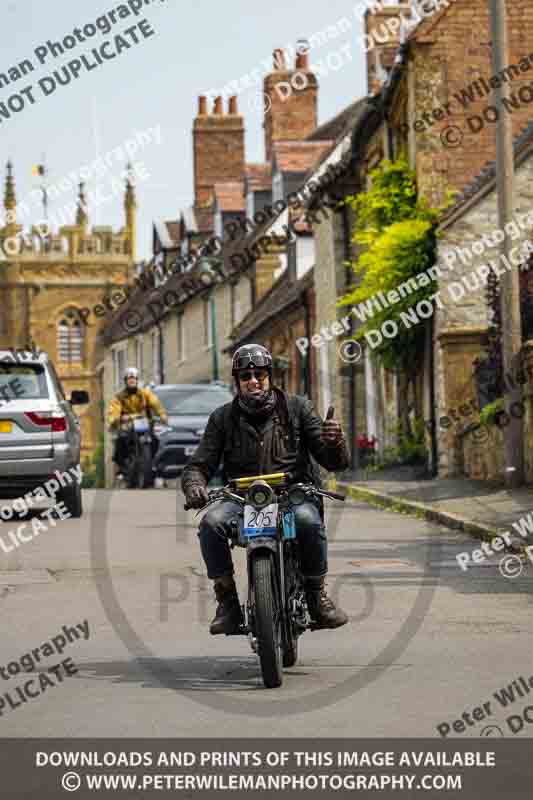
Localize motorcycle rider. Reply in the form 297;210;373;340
107;367;168;479
182;344;350;635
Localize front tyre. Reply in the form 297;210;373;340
252;554;283;689
137;441;154;489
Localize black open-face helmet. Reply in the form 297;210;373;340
231;344;273;377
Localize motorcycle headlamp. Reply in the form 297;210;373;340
246;481;274;509
288;486;307;506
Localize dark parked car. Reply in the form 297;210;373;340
151;383;234;480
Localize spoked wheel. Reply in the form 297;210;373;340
252;554;283;689
137;441;154;489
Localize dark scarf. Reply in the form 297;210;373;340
238;388;277;419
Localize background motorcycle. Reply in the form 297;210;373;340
186;471;345;689
118;414;157;489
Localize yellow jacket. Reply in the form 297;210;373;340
107;387;168;429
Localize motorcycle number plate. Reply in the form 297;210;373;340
243;503;278;537
133;418;150;433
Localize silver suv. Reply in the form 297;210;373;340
0;349;89;517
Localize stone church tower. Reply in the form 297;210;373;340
0;161;136;463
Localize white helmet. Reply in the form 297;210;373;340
124;367;139;381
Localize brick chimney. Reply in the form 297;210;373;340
193;95;245;208
263;44;318;161
364;2;412;95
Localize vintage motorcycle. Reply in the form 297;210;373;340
186;471;345;688
118;413;156;489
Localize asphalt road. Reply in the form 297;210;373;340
1;487;532;738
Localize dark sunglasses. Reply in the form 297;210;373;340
239;369;269;382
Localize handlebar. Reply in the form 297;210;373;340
184;474;345;511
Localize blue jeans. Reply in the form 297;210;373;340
198;499;328;580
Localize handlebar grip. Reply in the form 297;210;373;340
325;490;346;501
325;405;335;421
184;503;192;511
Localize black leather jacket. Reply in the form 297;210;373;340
181;388;349;491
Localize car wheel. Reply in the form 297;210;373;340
58;472;83;518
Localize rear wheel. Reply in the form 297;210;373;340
252;554;283;689
58;472;83;518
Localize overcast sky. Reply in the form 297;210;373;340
1;0;369;259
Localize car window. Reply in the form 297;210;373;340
155;388;233;415
47;362;66;401
0;364;49;400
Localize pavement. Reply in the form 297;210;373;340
1;486;533;738
336;466;533;544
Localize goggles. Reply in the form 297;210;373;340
233;353;271;372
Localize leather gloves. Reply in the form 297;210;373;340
185;482;209;509
320;406;345;447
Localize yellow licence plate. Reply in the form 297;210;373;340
0;421;12;433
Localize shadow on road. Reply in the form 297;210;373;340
77;656;312;692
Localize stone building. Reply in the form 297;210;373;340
433;123;533;479
0;162;136;463
309;0;533;473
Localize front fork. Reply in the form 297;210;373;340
245;536;286;653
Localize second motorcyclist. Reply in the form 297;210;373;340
107;367;168;479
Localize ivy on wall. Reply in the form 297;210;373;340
338;158;442;371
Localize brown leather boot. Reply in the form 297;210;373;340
210;576;243;635
305;576;348;629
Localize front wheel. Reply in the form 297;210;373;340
252;554;283;689
137;441;154;489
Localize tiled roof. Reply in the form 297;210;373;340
440;120;533;227
245;163;272;191
165;221;181;245
230;267;314;347
272;141;333;173
306;97;367;143
213;181;245;212
153;219;180;250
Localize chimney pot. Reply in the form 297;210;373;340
214;96;224;114
273;48;287;70
228;96;238;114
295;52;309;70
198;95;207;115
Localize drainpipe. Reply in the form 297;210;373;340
342;204;358;472
303;288;312;399
157;322;165;384
428;315;438;477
